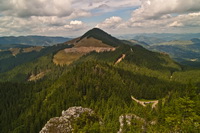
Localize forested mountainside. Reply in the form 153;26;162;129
0;28;199;133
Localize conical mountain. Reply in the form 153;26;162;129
64;28;123;47
79;28;123;47
0;28;181;82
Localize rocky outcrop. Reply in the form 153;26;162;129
40;106;95;133
118;114;156;133
118;114;145;133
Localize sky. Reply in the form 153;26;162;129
0;0;200;37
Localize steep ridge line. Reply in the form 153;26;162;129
131;96;158;108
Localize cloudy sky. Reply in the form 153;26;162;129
0;0;200;37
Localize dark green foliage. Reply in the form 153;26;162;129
0;44;71;73
1;60;199;133
0;54;66;82
158;86;200;133
0;51;12;60
73;112;100;133
124;45;181;71
79;44;181;72
0;44;31;50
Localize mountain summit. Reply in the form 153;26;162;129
64;28;123;47
54;28;118;65
80;28;122;47
53;28;182;70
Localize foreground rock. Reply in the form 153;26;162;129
40;106;97;133
118;114;156;133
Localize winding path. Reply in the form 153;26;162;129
131;96;158;109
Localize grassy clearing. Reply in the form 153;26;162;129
9;48;21;56
53;50;83;66
23;46;43;53
75;37;111;47
28;71;48;81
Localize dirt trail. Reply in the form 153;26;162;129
152;100;158;108
115;54;126;65
131;96;158;109
131;96;146;107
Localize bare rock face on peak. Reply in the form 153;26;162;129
40;106;99;133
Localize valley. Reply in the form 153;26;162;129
127;35;200;67
0;28;199;133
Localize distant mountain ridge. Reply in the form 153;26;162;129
133;36;166;45
144;38;200;67
0;36;71;47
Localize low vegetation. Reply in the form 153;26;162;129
22;46;43;53
53;37;116;66
53;50;84;65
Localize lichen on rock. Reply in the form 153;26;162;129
40;106;99;133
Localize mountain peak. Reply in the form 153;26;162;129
82;28;108;37
79;28;123;47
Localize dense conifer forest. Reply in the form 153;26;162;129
0;28;199;133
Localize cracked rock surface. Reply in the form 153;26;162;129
40;106;94;133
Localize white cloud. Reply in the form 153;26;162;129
126;0;200;33
64;20;85;30
70;20;83;25
176;12;200;27
168;21;184;27
0;0;200;36
72;0;140;10
0;16;86;36
131;0;200;22
96;16;123;29
188;12;200;17
0;0;73;17
66;9;91;20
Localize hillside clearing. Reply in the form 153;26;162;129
53;50;84;66
53;46;115;66
28;70;50;81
